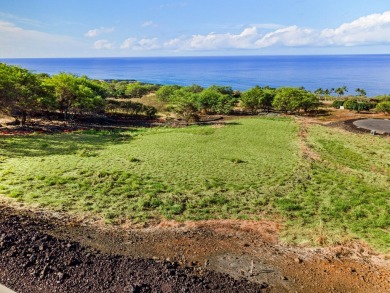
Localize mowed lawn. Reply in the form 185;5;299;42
0;117;389;252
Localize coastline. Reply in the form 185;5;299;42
1;55;390;96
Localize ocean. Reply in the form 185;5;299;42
2;55;390;96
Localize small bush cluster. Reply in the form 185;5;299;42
106;100;157;118
156;84;239;123
343;99;374;112
332;98;376;113
331;100;345;108
375;101;390;114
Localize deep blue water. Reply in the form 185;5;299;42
2;55;390;96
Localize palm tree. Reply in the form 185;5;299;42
335;86;348;97
355;88;367;97
314;88;324;100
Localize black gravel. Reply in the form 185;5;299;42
0;207;265;293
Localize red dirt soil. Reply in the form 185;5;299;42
0;204;389;293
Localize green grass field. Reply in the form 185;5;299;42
0;117;389;252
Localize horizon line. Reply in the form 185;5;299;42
2;53;390;60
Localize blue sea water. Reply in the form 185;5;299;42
2;55;390;96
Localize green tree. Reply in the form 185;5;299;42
258;88;275;112
323;89;330;96
299;91;321;112
44;73;79;119
241;86;274;113
343;99;372;113
44;73;107;119
125;82;149;99
208;85;234;96
332;100;345;109
0;63;49;125
241;86;263;114
273;88;298;113
314;88;325;100
113;81;129;97
375;101;390;114
156;85;181;102
355;88;367;97
376;95;390;102
0;64;16;111
74;77;107;114
335;86;348;97
197;87;237;114
184;84;204;93
273;87;319;113
197;88;221;114
168;88;199;124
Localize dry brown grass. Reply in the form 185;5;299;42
130;93;167;113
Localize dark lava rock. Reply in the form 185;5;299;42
0;206;262;292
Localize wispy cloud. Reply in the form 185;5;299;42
142;21;158;28
5;10;387;57
93;39;114;49
138;38;160;50
0;12;43;27
120;38;137;49
320;11;390;46
0;20;83;57
162;10;390;51
163;26;261;51
120;37;160;50
256;11;390;48
255;26;317;48
85;27;115;38
114;11;390;53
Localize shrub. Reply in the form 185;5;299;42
375;101;390;114
332;100;345;108
198;87;237;114
344;99;373;112
106;100;157;118
125;82;152;99
273;87;319;113
375;95;390;102
156;85;181;102
241;86;275;113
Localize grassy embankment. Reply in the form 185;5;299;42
0;117;389;252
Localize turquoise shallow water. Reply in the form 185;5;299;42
2;55;390;96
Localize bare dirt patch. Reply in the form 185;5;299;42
0;205;262;293
295;106;390;138
0;205;389;292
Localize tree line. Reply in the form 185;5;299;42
155;84;322;123
331;95;390;114
0;63;158;125
1;63;389;125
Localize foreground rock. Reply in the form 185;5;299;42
0;204;389;292
0;212;263;292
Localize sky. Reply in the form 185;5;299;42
0;0;390;58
